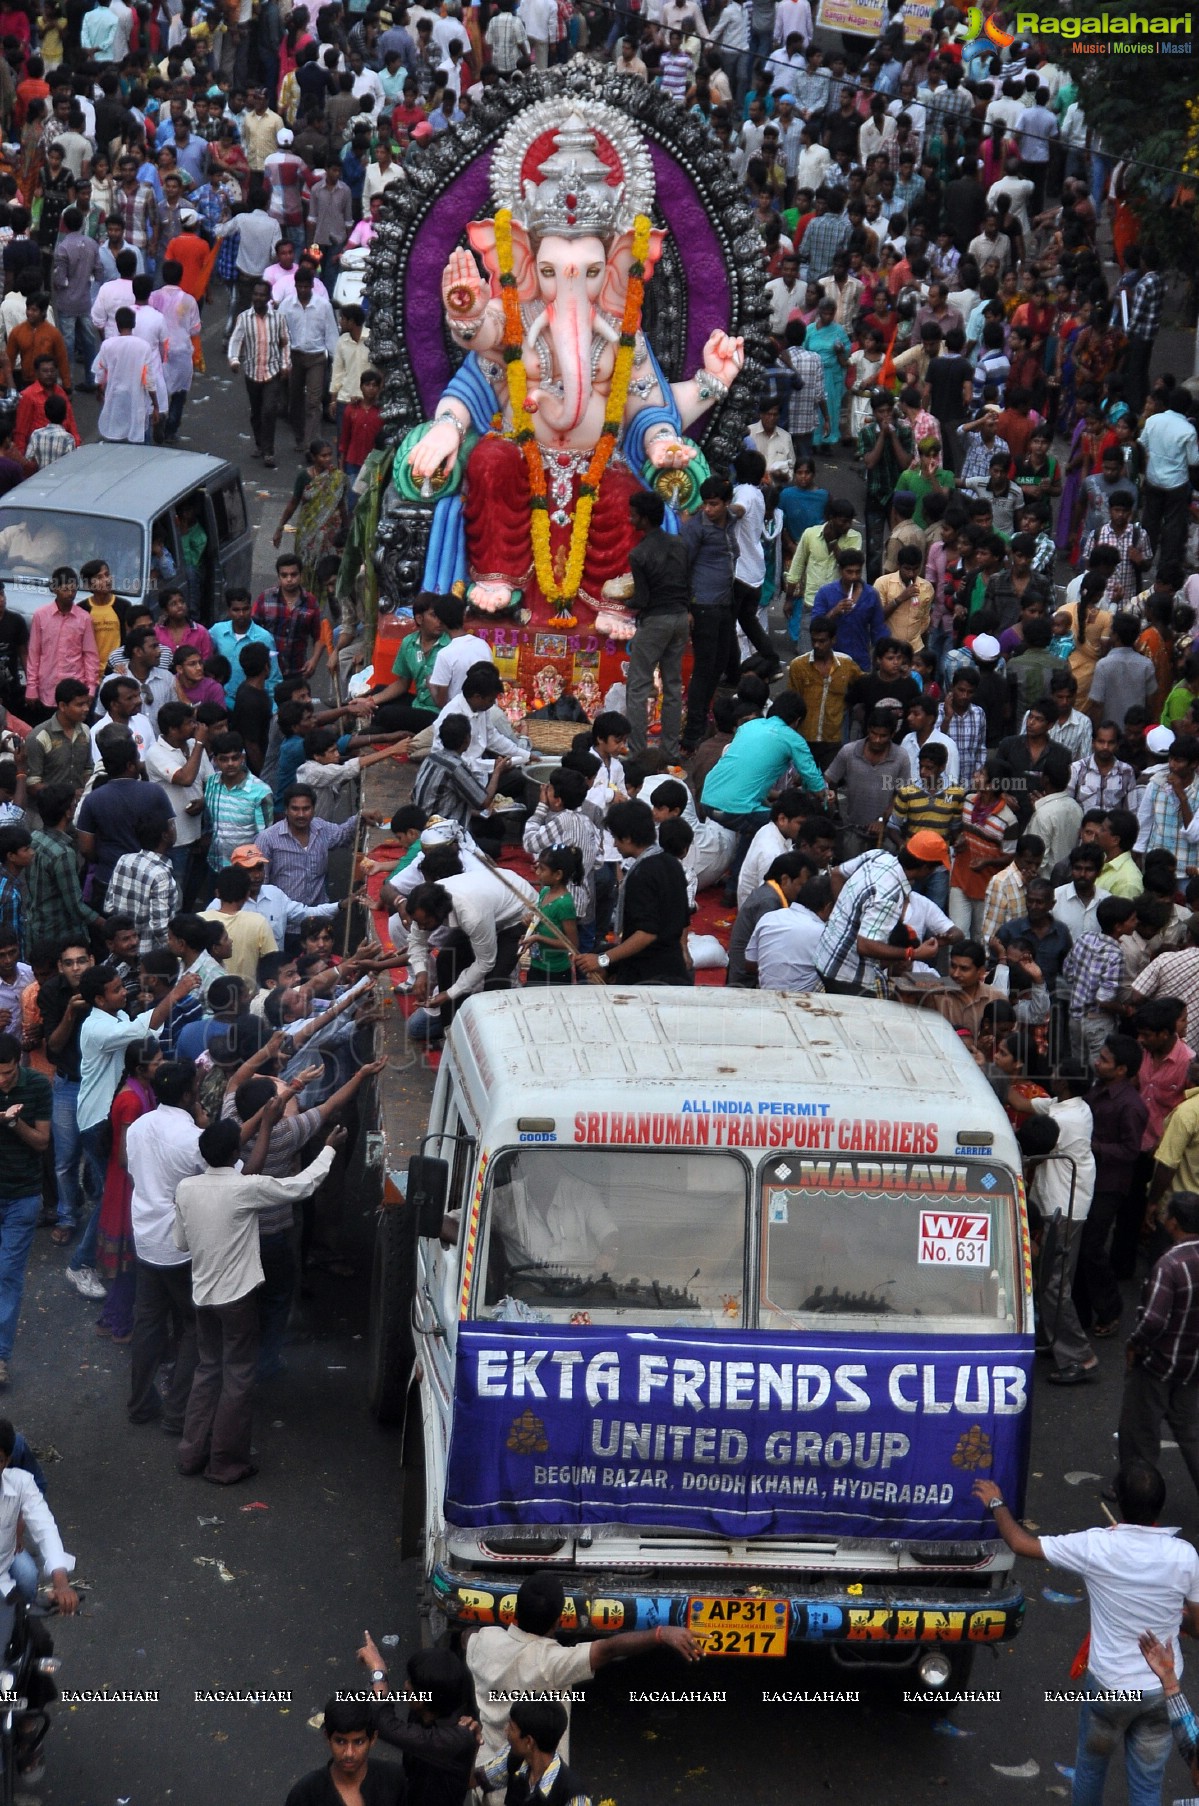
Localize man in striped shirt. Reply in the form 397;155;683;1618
937;669;988;788
228;280;290;468
815;833;950;993
204;734;272;872
1136;735;1199;864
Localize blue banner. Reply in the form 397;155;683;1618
445;1326;1034;1540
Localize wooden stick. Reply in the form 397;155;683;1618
476;849;606;987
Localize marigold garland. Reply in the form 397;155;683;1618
493;207;651;617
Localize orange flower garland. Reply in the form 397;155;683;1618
494;207;651;619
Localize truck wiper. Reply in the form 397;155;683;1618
800;1285;896;1314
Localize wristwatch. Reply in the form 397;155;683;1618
987;1496;1006;1514
597;953;611;971
371;1668;388;1686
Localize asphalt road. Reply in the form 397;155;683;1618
12;285;1198;1806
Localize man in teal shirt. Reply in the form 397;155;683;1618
700;693;827;822
210;589;282;705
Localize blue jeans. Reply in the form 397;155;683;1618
57;311;97;382
68;1123;109;1273
51;1077;83;1231
1071;1673;1171;1806
0;1194;41;1359
5;1551;38;1601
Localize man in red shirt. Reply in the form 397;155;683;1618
13;354;81;456
337;369;382;487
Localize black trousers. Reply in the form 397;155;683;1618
726;579;777;680
435;924;523;1022
1142;481;1191;571
128;1258;199;1432
244;374;284;456
370;699;437;735
1124;336;1154;416
1073;1191;1123;1330
683;606;734;751
1111;1150;1155;1281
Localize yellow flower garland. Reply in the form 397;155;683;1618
494;207;651;617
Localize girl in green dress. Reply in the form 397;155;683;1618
524;847;581;985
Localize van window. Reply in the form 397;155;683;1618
477;1148;747;1327
759;1154;1019;1331
210;479;246;545
0;512;144;595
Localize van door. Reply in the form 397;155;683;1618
205;471;252;612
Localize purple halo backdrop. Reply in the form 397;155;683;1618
403;141;734;419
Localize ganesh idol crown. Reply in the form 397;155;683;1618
366;63;769;684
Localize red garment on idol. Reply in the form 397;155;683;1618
463;435;641;607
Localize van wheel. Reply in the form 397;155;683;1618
368;1205;414;1425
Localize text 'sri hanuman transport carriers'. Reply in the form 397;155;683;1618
371;989;1034;1687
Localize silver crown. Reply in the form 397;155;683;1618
490;95;655;244
521;115;624;241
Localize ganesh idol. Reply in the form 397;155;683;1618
400;100;745;623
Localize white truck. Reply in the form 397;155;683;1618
369;988;1033;1688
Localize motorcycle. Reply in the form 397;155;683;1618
0;1595;64;1802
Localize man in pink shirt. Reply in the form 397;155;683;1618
25;567;99;718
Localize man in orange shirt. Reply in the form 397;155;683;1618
6;296;70;391
12;53;49;130
164;209;216;303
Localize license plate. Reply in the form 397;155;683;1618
686;1596;789;1656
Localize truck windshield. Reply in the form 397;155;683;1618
759;1152;1019;1332
477;1148;748;1326
0;512;145;595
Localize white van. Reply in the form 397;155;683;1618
372;989;1033;1687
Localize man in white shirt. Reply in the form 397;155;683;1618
900;695;960;783
431;668;530;784
746;400;794;481
737;789;806;907
460;1572;698;1768
744;874;830;988
985;79;1025;132
732;453;776;674
145;703;213;900
90;673;155;764
772;0;812;46
0;1428;79;1643
976;1459;1199;1806
428;596;494;706
1053;848;1110;940
764;256;804;340
405;853;536;1039
126;1058;205;1433
1017;1079;1097;1385
987;157;1036;239
517;0;556;67
174;1099;340;1483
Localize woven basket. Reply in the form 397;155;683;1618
519;719;583;754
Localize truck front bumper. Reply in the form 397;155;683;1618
430;1561;1025;1653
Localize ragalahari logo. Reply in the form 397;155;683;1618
965;5;1018;45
